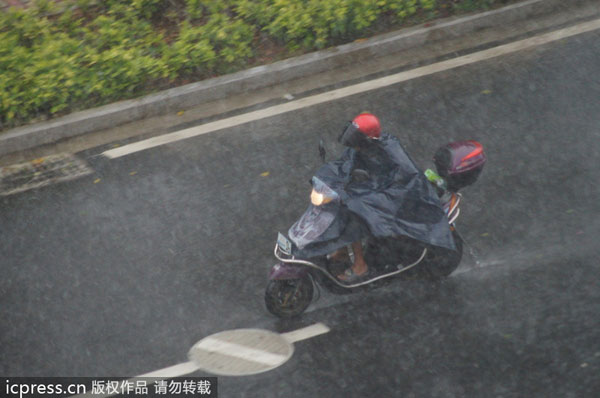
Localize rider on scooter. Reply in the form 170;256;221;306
317;112;456;284
334;112;390;282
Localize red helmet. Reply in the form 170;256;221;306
353;113;381;139
339;113;381;147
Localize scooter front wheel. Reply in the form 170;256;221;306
265;276;314;318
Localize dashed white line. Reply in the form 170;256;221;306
70;323;330;397
135;361;200;378
71;363;201;398
194;336;289;366
102;18;600;159
281;322;330;343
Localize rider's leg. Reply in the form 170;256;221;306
337;241;369;280
328;247;349;262
350;241;368;275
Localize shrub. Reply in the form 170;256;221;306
2;0;521;130
0;3;172;128
234;0;437;50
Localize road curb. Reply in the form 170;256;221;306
0;0;591;157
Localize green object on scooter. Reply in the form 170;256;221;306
425;169;447;190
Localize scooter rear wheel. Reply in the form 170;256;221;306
421;230;463;279
265;276;314;318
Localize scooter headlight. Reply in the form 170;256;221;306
310;177;339;206
310;190;333;206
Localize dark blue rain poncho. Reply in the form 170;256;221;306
315;133;456;251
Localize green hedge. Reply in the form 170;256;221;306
236;0;435;50
0;0;508;129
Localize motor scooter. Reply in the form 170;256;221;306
265;140;486;318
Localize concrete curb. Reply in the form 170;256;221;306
0;0;591;157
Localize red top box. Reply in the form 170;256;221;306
434;140;486;191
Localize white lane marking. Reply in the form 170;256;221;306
70;323;330;397
72;362;200;398
194;336;289;366
102;18;600;159
281;322;330;343
135;361;199;378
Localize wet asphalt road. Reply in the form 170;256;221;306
1;23;600;398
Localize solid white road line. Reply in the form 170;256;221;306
102;18;600;159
